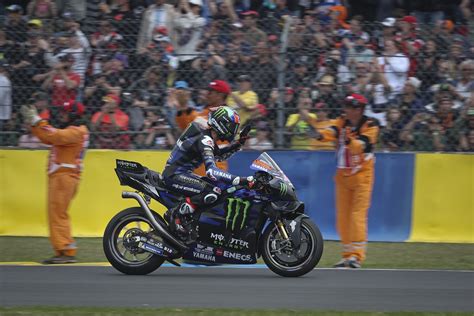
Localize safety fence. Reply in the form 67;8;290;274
1;149;472;243
0;11;473;152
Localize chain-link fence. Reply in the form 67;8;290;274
0;3;473;152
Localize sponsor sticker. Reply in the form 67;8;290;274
201;135;214;148
193;251;216;262
223;250;251;262
226;198;251;231
229;237;249;249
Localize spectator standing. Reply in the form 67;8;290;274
126;65;167;131
454;60;474;101
0;60;12;130
241;10;267;46
10;30;49;105
139;110;176;149
55;0;86;21
41;53;81;107
190;53;227;87
136;0;175;51
400;111;446;152
227;74;259;126
346;35;375;72
377;40;410;98
91;94;130;149
4;5;28;43
394;76;424;124
42;28;90;87
309;102;336;151
458;104;474;152
311;75;340;119
247;41;277;103
103;0;144;50
20;100;89;264
285;96;318;150
26;0;57;22
244;120;274;151
168;81;198;132
318;49;351;85
380;106;405;152
0;30;16;65
306;94;379;268
374;17;396;54
171;0;206;67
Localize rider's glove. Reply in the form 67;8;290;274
240;176;256;189
21;105;42;126
238;125;251;146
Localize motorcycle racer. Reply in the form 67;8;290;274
162;106;254;237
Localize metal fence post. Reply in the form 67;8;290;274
276;16;292;148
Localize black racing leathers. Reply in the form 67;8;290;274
162;122;241;205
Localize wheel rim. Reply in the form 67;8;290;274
109;214;157;266
265;222;316;272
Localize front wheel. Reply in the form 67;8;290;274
103;207;166;275
262;218;323;277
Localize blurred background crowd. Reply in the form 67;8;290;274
0;0;473;152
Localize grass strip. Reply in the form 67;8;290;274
0;237;473;270
0;307;472;316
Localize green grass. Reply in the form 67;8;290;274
0;237;473;270
0;308;471;316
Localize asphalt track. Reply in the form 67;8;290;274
1;265;473;312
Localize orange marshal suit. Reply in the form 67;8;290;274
32;121;89;257
310;115;379;262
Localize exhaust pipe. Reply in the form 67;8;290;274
122;191;188;251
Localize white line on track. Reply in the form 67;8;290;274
1;262;473;272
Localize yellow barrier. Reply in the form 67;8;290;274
0;149;170;237
409;154;474;243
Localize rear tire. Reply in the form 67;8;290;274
262;218;323;277
103;207;166;275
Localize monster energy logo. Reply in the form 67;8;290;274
226;198;251;231
279;183;288;196
214;107;227;119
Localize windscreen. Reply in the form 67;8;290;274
250;152;294;188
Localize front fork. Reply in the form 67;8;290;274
276;219;290;240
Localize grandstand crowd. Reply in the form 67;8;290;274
0;0;473;152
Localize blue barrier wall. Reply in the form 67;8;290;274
228;151;415;242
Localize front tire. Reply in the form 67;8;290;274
103;207;166;275
262;218;323;277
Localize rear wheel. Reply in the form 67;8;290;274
262;218;323;277
103;207;166;275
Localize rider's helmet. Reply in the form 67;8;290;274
208;106;240;142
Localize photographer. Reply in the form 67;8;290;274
41;53;80;107
400;112;445;151
136;110;176;149
126;65;167;131
317;49;351;84
91;94;130;149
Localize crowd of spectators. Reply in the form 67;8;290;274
0;0;473;152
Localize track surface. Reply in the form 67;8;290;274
1;266;473;311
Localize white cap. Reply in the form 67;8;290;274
381;17;396;27
189;0;203;6
406;77;421;89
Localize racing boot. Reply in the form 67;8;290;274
165;197;196;237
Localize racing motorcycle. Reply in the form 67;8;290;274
103;152;323;277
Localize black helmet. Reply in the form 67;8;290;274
208;106;241;141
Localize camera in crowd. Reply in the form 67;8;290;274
324;57;339;71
